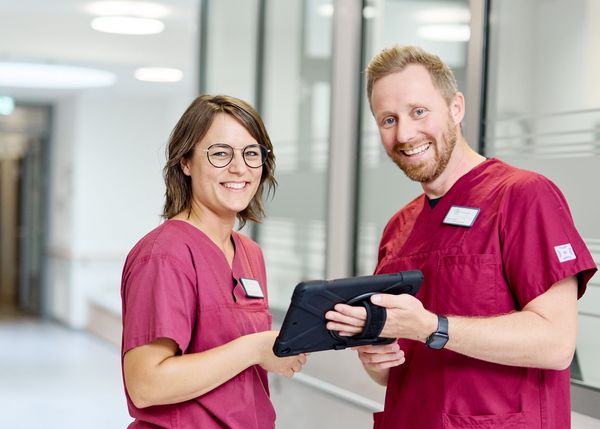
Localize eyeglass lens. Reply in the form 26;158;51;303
207;144;268;168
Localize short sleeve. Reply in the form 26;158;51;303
122;254;197;355
499;176;596;307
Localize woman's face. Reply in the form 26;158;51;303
181;113;263;220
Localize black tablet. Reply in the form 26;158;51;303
273;270;423;357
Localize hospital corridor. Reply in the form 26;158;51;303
1;0;600;427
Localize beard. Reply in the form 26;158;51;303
387;117;457;183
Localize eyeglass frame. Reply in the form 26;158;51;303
199;143;271;169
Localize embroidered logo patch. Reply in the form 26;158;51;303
554;244;576;263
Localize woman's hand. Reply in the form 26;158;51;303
255;331;308;377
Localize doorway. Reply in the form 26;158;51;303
0;104;50;317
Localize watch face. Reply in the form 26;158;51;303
426;333;449;349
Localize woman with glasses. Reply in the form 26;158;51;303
120;95;307;428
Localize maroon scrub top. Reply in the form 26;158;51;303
121;220;274;428
373;159;596;429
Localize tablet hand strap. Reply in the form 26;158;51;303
356;301;387;339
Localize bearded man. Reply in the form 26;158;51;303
326;45;596;429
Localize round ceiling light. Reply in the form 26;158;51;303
416;8;470;24
134;67;183;83
91;16;164;35
417;24;471;42
0;62;117;89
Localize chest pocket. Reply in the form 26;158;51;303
436;253;498;316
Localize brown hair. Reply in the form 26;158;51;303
366;45;458;108
162;94;276;228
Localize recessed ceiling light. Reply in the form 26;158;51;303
416;8;471;24
91;16;164;35
0;96;15;115
134;67;183;83
317;4;334;17
0;62;117;89
88;1;169;18
362;6;377;19
417;24;470;42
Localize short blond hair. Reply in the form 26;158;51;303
366;45;458;108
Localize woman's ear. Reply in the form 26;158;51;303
450;92;465;125
180;157;191;176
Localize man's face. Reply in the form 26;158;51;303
370;64;460;183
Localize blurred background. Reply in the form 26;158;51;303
0;0;599;427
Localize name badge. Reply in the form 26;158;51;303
443;205;480;227
239;277;264;299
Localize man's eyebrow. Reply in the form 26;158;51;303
374;110;394;121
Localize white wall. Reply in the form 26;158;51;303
47;91;194;328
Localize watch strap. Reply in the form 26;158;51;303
437;314;448;335
426;315;449;349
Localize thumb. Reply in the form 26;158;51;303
370;293;399;308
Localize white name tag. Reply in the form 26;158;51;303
239;277;264;298
443;206;480;227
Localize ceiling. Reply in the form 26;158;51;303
0;0;200;101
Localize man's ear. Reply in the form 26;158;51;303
450;92;465;125
180;157;191;176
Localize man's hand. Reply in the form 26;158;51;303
326;294;437;342
351;343;405;386
354;343;405;370
369;293;437;341
325;304;367;336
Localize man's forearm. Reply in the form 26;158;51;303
443;277;577;370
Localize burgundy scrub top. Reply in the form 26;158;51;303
121;220;274;428
373;159;596;429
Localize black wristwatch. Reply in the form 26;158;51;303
425;315;449;349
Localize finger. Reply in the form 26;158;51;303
333;304;368;319
353;342;400;353
370;293;399;308
367;357;406;370
325;322;364;334
325;317;365;332
371;293;414;308
359;349;404;364
337;330;360;337
325;311;366;326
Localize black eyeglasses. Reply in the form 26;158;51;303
200;143;270;168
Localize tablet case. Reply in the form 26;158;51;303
273;270;423;356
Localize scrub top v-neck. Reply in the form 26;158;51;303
121;219;274;429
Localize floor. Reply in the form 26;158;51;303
1;316;600;429
0;316;132;428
